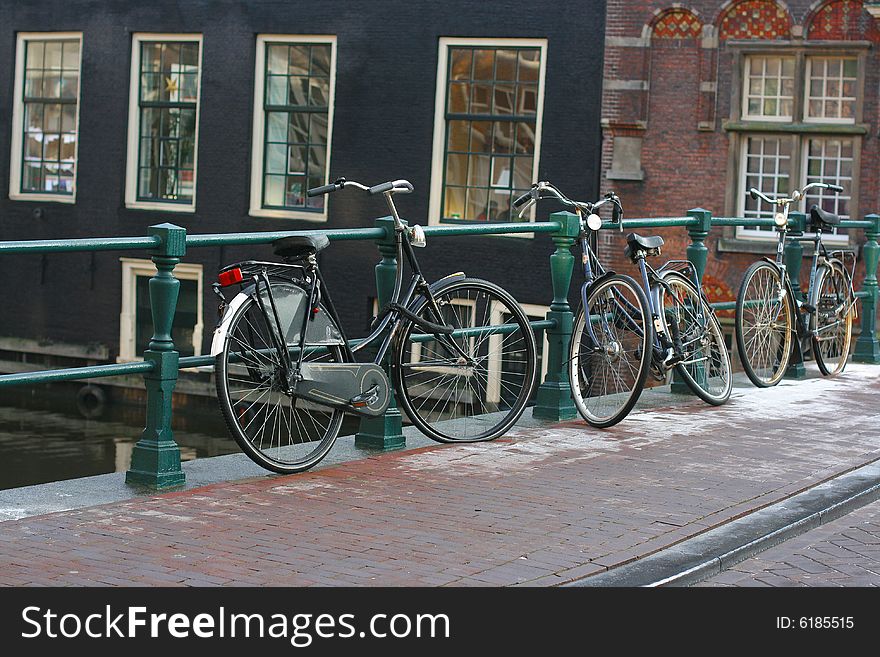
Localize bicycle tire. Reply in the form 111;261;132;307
215;284;345;474
569;274;653;428
811;262;853;376
658;271;732;405
392;277;537;443
734;260;794;387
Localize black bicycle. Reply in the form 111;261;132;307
735;183;855;386
211;177;538;473
514;182;732;427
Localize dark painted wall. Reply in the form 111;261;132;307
0;0;606;356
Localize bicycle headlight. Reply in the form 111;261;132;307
586;213;603;231
774;212;787;227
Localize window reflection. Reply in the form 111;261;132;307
442;46;541;222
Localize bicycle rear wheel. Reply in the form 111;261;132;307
215;284;345;474
392;277;537;443
734;260;794;387
569;274;652;428
811;262;853;376
659;271;732;405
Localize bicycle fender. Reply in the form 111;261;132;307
428;271;467;294
403;272;468;315
210;291;250;357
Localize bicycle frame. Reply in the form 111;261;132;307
227;190;470;388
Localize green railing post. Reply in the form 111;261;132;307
532;211;580;421
784;211;807;379
356;216;406;449
684;208;711;284
854;213;880;363
671;208;712;394
126;223;186;489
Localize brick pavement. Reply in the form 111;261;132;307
1;365;879;587
696;498;880;587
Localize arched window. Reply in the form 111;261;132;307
718;0;792;40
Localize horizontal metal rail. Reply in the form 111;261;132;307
1;207;876;488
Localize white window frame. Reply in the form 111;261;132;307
803;56;857;125
427;37;548;232
800;135;854;231
488;301;550;403
124;33;203;213
8;32;83;204
741;55;795;122
249;35;337;221
118;258;204;362
735;135;848;245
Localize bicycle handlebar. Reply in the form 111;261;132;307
513;189;534;209
307;178;414;198
516;181;623;224
749;182;843;206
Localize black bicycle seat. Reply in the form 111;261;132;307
810;204;840;227
624;233;664;262
273;234;330;259
626;232;664;250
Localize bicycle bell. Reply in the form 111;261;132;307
586;213;603;231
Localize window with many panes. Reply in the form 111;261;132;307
9;33;82;202
250;36;336;220
125;34;202;211
429;38;546;225
735;50;862;243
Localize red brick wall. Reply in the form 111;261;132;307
600;0;880;310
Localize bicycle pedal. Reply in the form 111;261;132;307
349;384;380;408
662;348;684;367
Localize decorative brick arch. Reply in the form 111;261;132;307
651;7;703;39
717;0;793;40
806;1;879;40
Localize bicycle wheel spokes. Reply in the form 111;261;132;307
812;264;853;376
570;275;652;428
394;278;537;442
662;273;732;405
217;290;344;473
735;261;793;387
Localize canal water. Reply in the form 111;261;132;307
0;385;240;490
0;384;367;491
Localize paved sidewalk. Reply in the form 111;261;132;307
696;498;880;587
0;365;879;587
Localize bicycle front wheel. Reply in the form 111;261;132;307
392;277;537;443
569;274;652;428
811;262;853;376
734;260;794;387
659;271;732;405
215;285;345;474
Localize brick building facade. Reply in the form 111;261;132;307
600;0;880;310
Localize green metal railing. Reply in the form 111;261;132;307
1;209;877;489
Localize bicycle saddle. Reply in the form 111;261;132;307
810;204;840;227
626;233;665;250
273;234;330;259
624;233;664;261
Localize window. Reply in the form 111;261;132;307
735;51;863;243
429;38;547;226
8;33;82;203
805;57;857;123
742;56;794;120
118;259;204;362
250;35;336;220
491;301;549;405
125;34;202;212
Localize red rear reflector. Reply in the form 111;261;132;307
218;268;244;287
